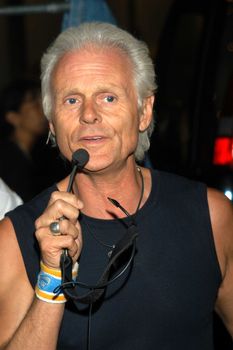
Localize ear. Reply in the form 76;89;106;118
5;111;20;127
139;95;155;132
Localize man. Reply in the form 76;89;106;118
0;178;22;220
0;80;47;201
0;79;68;201
0;22;232;350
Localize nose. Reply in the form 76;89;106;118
79;99;102;124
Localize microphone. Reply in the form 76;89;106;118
72;148;90;168
66;149;89;192
61;149;89;262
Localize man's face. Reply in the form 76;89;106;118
50;46;152;173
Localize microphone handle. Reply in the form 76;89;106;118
62;164;78;258
66;164;78;193
61;149;89;267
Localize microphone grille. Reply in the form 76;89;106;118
72;149;89;169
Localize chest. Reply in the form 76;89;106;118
58;207;221;349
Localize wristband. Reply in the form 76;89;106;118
35;261;79;303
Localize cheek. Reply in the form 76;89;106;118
53;121;70;150
56;125;69;146
118;118;139;151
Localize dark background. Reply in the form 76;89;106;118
0;0;232;347
0;0;232;188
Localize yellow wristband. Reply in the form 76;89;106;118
35;261;79;304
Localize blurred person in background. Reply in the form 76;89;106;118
0;79;47;201
0;79;68;201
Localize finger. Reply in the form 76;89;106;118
36;227;82;268
36;219;82;247
55;235;82;260
35;198;82;229
48;191;83;209
55;219;81;240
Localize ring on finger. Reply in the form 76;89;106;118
49;221;61;236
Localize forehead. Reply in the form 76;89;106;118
52;46;134;89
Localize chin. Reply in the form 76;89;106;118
84;157;115;173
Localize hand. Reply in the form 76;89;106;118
35;191;84;269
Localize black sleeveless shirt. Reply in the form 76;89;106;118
7;170;222;349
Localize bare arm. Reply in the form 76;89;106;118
0;218;64;350
0;191;83;349
208;188;233;337
2;298;64;350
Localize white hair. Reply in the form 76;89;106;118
41;22;157;161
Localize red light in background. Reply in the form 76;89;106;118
213;137;233;165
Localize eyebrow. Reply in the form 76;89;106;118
56;84;125;96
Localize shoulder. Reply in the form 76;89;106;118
0;217;33;300
0;217;25;278
151;169;206;201
207;188;233;229
4;183;57;250
208;189;233;336
152;169;202;187
0;178;23;218
207;188;233;277
7;184;57;223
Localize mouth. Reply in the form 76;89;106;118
79;135;107;144
82;136;103;140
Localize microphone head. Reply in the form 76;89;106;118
72;149;89;169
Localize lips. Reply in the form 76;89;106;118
79;135;108;144
82;136;103;140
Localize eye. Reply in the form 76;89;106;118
66;97;77;105
104;95;116;103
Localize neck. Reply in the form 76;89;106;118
71;164;149;219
